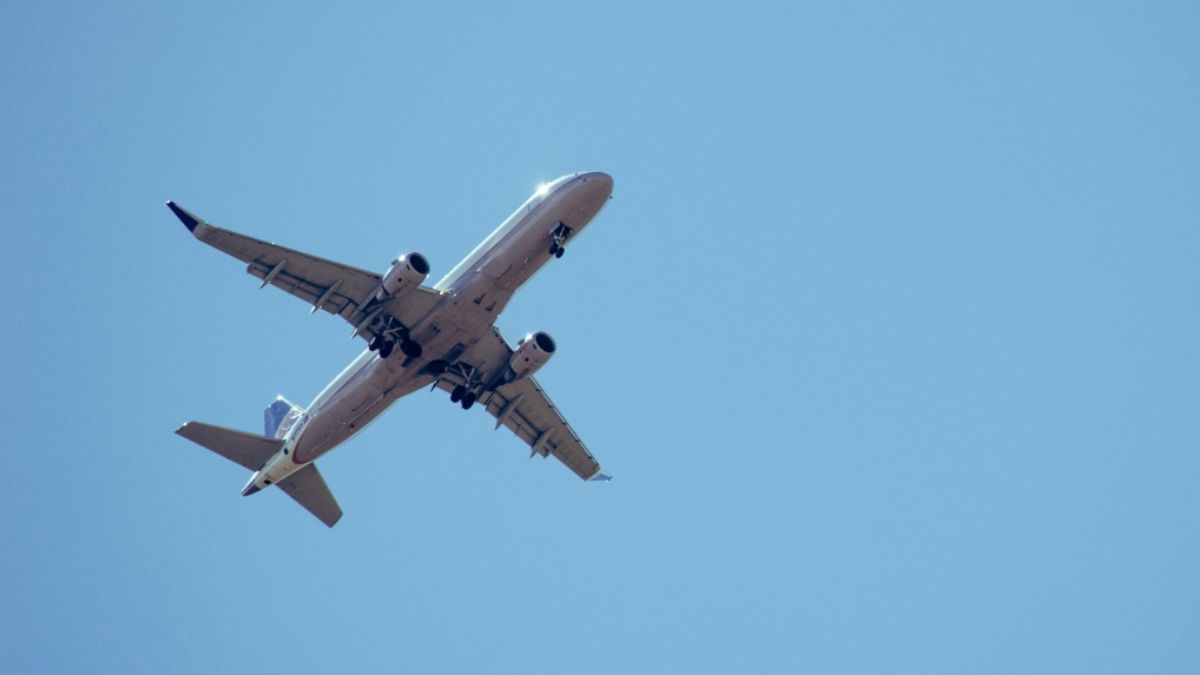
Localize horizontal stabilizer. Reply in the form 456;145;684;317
278;464;342;527
176;421;282;471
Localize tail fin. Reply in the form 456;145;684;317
264;396;305;438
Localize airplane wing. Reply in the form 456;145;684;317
166;201;441;341
435;330;610;481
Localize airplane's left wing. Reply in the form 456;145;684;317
435;329;610;481
167;201;441;339
487;375;609;481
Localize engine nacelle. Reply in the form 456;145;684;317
376;252;430;301
509;331;556;379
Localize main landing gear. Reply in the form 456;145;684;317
441;363;481;410
449;385;477;410
368;334;422;359
548;222;573;259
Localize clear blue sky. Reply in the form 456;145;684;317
2;1;1197;673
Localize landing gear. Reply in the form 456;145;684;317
549;222;572;258
449;386;476;409
368;315;421;360
400;339;422;359
426;359;449;376
443;363;482;410
370;337;419;360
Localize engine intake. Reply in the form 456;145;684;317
376;252;430;301
509;331;556;379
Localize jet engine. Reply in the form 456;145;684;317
509;331;556;379
376;252;430;301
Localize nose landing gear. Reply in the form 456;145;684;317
548;222;573;258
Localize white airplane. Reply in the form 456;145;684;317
168;172;614;527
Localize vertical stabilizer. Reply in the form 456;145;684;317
264;396;304;438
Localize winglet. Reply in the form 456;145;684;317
165;200;202;232
590;472;612;482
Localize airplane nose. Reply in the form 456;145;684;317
575;172;613;207
580;171;613;195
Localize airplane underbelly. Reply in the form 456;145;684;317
293;365;430;463
416;277;511;348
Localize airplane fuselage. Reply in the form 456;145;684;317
243;172;613;494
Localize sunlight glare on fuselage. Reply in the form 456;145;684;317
535;182;551;197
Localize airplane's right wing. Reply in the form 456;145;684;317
166;201;442;344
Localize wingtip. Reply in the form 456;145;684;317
165;200;201;232
590;472;613;482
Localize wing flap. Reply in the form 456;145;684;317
277;463;343;528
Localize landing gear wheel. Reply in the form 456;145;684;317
554;247;565;259
450;385;465;403
400;339;423;358
460;392;477;410
427;359;448;376
369;335;383;351
549;242;559;256
378;341;395;359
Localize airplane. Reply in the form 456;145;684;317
168;171;614;527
